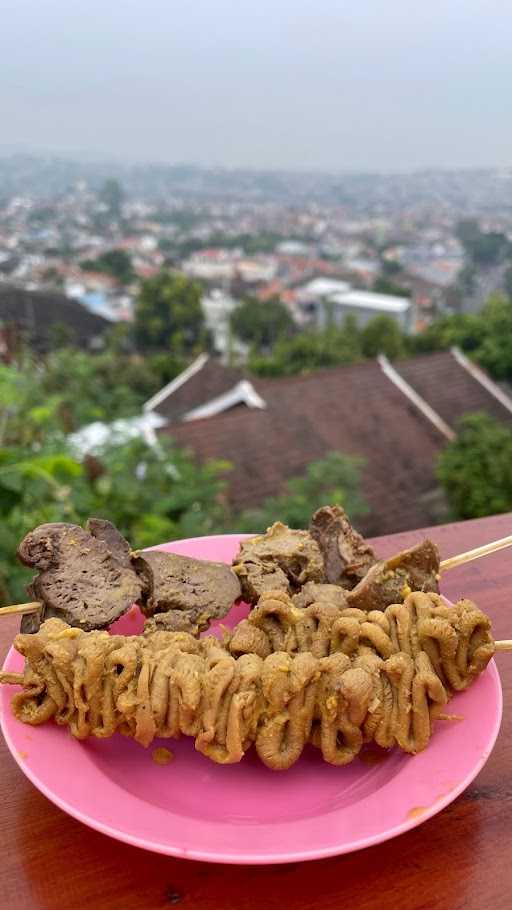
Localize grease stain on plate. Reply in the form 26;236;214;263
152;747;174;766
359;747;389;767
406;806;428;819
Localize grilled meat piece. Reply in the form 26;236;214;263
346;539;440;612
17;520;142;633
134;549;241;630
310;505;376;589
232;522;324;604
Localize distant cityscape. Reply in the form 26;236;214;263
2;154;512;359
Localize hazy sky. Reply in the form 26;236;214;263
1;0;511;171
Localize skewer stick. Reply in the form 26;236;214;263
0;533;510;620
440;534;512;573
0;602;41;618
495;640;512;652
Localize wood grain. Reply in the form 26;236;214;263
1;513;511;910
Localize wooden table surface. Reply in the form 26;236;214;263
1;513;512;910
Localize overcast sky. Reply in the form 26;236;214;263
1;0;510;171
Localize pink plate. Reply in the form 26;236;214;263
0;534;503;865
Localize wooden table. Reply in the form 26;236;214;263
1;513;512;910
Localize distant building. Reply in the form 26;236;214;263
295;278;412;331
182;250;277;286
319;289;412;332
0;284;109;353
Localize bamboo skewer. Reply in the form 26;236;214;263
0;602;41;618
0;535;511;620
440;534;512;573
495;641;512;652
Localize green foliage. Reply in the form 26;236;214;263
0;360;230;603
230;297;294;352
248;325;359;376
437;413;512;520
413;294;512;381
505;266;512;299
237;453;367;532
380;258;402;277
249;314;370;376
361;315;408;359
456;219;509;265
412;312;484;354
133;270;206;353
80;249;134;285
372;277;409;298
455;263;477;296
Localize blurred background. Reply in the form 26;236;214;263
1;1;512;602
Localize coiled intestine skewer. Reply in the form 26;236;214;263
0;593;500;770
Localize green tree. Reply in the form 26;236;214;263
456;219;509;265
472;294;512;380
412;312;484;354
372;277;409;298
249;322;362;376
0;360;230;603
237;453;367;531
133;270;206;353
230;297;294;353
99;178;124;220
361;315;408;359
80;249;134;285
505;266;512;299
437;413;512;520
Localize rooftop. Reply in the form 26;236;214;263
163;349;512;536
330;289;410;313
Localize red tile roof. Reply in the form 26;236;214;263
163;351;512;535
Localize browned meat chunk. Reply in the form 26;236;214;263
310;505;376;588
232;522;324;604
134;550;241;630
346;539;440;612
17;521;143;633
292;581;348;610
144;609;210;636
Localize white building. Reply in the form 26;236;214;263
296;277;412;331
319;289;412;332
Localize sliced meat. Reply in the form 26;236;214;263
310;505;376;588
292;581;348;610
85;518;132;567
346;539;440;612
17;521;142;633
133;550;241;629
232;522;324;604
144;609;210;636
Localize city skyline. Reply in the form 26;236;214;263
1;1;511;172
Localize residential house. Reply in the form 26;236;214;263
0;284;109;354
144;349;512;536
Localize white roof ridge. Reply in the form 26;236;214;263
183;379;266;422
378;354;455;441
450;346;512;417
143;352;209;413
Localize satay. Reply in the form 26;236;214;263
15;519;241;635
232;513;440;608
226;591;492;692
0;593;495;770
